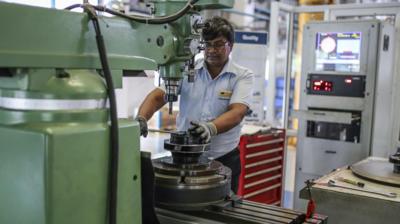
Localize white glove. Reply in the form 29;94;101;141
189;121;217;143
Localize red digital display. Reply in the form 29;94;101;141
312;80;333;92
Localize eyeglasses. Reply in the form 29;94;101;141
204;40;229;50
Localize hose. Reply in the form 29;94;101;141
65;2;199;222
86;7;119;224
65;0;199;24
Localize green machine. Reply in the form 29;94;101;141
0;1;233;224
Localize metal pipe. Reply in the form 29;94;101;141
148;128;176;134
283;11;294;130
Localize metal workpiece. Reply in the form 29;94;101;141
351;157;400;187
165;131;210;163
153;159;231;211
154;157;223;176
164;140;210;153
153;132;231;211
154;158;227;178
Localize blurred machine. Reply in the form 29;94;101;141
293;19;399;209
300;152;400;224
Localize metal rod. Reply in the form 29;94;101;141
148;128;176;134
283;11;294;130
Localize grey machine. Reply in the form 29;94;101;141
294;20;382;209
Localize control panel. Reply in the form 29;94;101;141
294;20;380;210
306;74;366;97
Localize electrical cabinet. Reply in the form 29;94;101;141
294;20;380;209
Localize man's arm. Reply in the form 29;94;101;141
212;103;248;134
189;103;248;142
189;68;253;142
211;68;254;134
137;88;166;120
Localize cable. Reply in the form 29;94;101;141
65;0;199;24
64;1;200;223
85;6;119;224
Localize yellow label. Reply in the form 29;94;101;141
219;90;232;99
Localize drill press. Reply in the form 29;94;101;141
0;1;233;223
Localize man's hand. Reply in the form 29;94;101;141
135;116;148;137
189;121;217;143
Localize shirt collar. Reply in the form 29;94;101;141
195;55;236;79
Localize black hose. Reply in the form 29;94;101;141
86;8;119;224
65;0;199;24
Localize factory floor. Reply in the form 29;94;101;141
140;133;297;209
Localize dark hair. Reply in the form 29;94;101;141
202;16;234;44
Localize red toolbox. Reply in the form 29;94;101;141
237;129;285;206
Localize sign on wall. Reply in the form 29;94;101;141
232;31;268;124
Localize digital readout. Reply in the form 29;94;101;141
312;80;333;92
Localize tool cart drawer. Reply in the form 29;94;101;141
238;129;285;206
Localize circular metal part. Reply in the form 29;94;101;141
164;132;210;164
164;139;210;164
153;158;223;177
169;131;204;145
155;164;231;210
153;131;231;211
153;159;232;211
164;140;209;153
351;157;400;187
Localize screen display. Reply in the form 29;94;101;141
312;80;333;92
315;32;361;73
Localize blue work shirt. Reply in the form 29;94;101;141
161;57;254;159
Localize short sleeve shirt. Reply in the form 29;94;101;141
160;57;254;159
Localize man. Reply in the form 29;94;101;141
136;16;253;193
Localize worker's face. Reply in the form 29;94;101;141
204;37;232;68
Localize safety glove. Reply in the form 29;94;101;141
188;121;217;143
135;115;148;137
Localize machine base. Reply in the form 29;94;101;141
156;199;327;224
